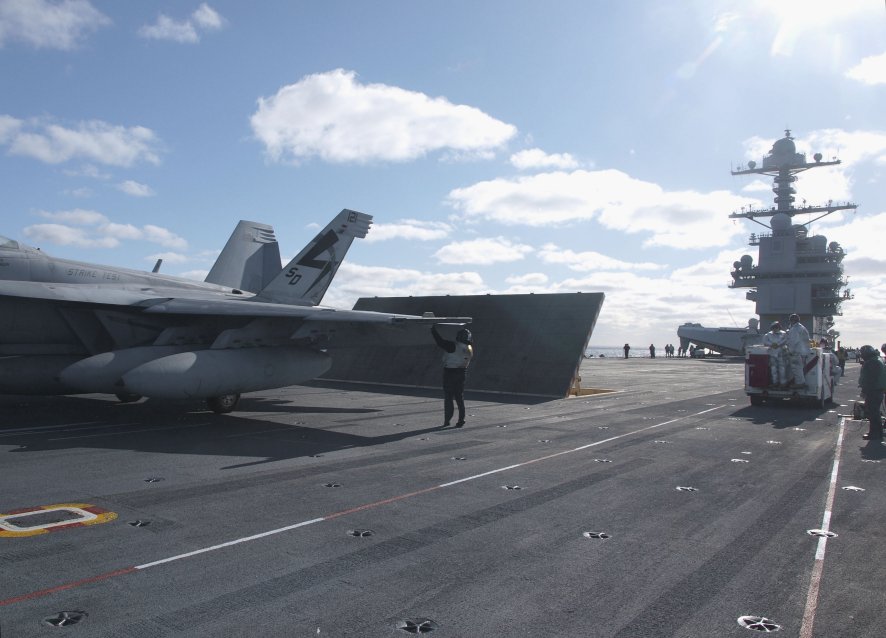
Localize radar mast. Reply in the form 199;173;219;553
728;130;855;343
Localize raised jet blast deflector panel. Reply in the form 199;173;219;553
322;293;604;398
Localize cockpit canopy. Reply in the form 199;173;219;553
0;236;21;250
0;236;40;253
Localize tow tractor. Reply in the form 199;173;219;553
745;345;837;408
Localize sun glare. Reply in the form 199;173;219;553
753;0;875;56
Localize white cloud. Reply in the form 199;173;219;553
321;262;488;309
3;117;161;166
505;273;548;286
500;267;748;346
138;3;225;43
434;237;533;265
24;223;118;248
801;211;886;345
146;251;189;264
63;163;110;179
37;208;107;225
117;180;155;197
502;272;550;294
0;0;110;50
142;224;187;250
100;222;142;241
510;148;579;171
138;15;197;43
538;244;665;272
448;169;755;249
822;211;886;266
192;3;224;30
741;179;770;193
365;219;451;243
0;114;22;142
24;210;187;250
802;129;886;167
846;51;886;86
250;69;517;164
177;269;210;281
669;247;752;287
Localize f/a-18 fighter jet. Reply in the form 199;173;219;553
0;209;469;412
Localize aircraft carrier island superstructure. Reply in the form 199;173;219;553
679;130;856;353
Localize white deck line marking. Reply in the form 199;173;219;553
135;519;326;569
131;404;725;571
437;408;723;487
799;416;846;638
438;464;524;487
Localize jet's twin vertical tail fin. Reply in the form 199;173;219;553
254;209;372;306
205;221;282;293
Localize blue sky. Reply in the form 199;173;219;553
1;0;885;347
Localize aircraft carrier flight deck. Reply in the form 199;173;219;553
1;356;884;637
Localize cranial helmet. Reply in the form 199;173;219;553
859;345;878;360
789;313;800;323
770;321;781;330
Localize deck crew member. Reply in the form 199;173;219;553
785;313;812;388
857;345;884;441
836;347;847;372
431;324;474;428
820;340;842;382
762;321;787;387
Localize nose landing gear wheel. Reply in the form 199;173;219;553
207;393;240;414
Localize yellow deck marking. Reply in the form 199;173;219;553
0;503;116;537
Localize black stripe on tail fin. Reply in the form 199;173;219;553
253;209;372;306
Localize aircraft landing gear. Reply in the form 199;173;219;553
207;393;240;414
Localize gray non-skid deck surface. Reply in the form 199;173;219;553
1;358;884;637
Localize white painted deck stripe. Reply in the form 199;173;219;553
799;416;846;638
136;518;326;569
134;405;725;570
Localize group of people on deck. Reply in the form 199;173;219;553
763;314;885;443
761;313;816;390
622;343;696;359
433;315;885;443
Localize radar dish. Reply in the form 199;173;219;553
771;213;791;231
772;137;797;155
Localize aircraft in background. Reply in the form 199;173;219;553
0;209;468;412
